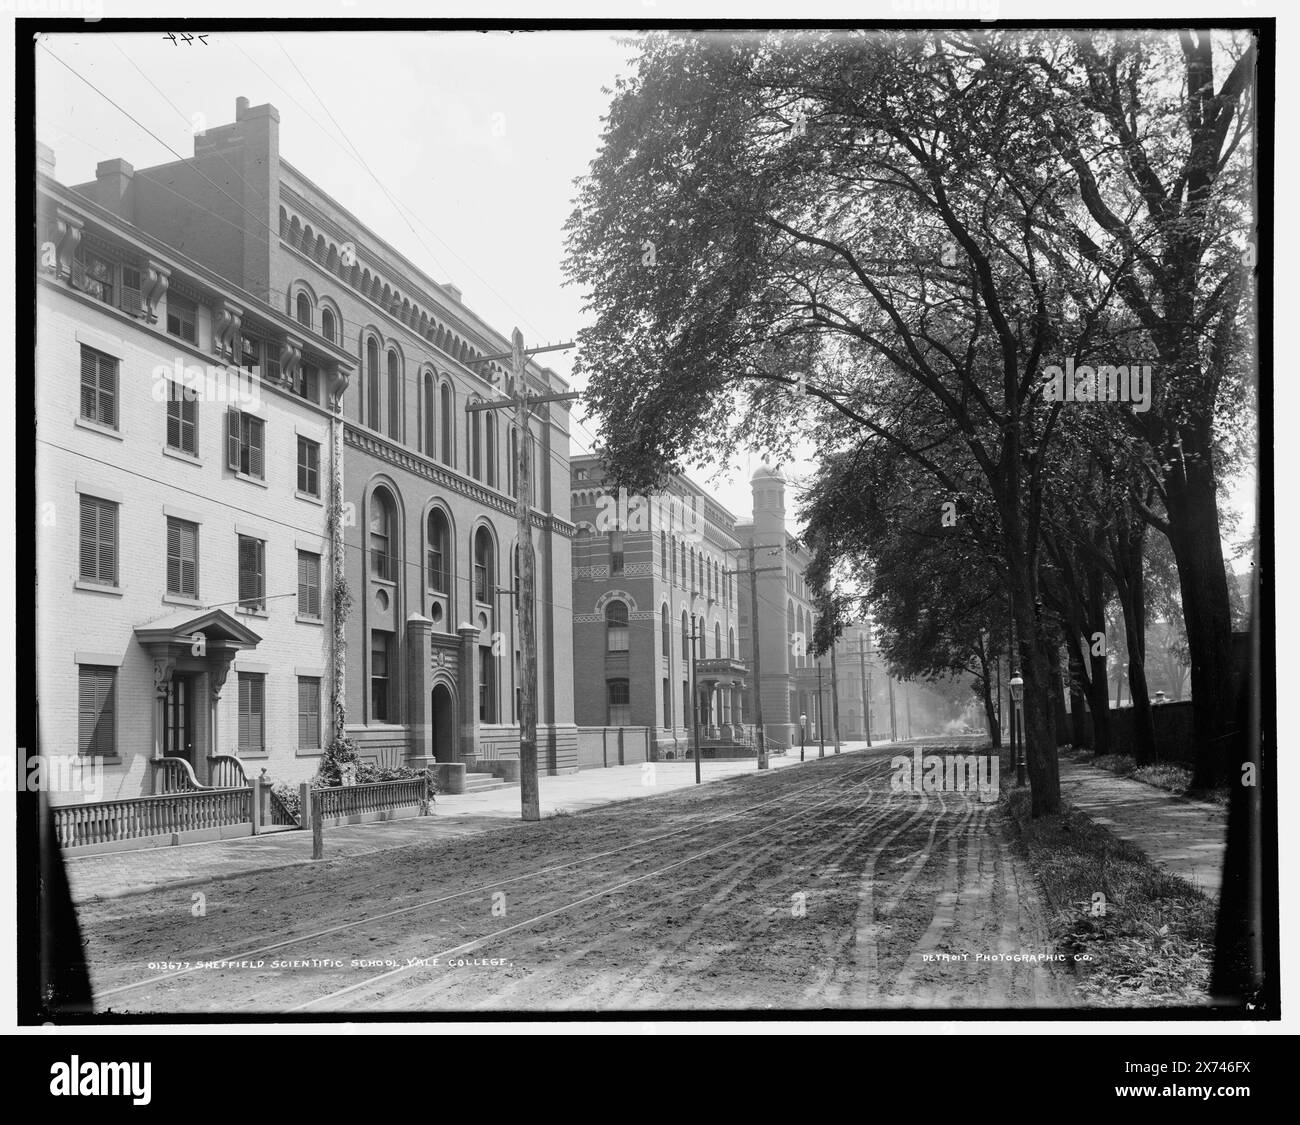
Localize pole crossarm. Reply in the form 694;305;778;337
464;341;575;365
466;391;581;412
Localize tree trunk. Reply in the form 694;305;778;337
1007;550;1060;816
1115;521;1157;765
1064;628;1089;749
1046;640;1070;747
1164;451;1236;789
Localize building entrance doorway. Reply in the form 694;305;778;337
163;673;196;763
431;683;456;762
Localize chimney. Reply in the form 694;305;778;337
37;141;55;177
443;283;462;303
94;158;135;219
236;96;250;120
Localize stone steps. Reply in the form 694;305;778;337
462;773;514;794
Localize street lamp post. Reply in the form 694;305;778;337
689;618;702;785
1010;671;1025;787
800;713;807;762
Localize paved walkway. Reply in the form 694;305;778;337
66;742;889;904
1058;759;1229;898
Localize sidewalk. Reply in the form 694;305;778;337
1058;758;1229;898
65;743;881;905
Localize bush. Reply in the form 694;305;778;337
272;783;301;819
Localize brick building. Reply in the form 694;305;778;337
570;456;748;761
44;95;578;788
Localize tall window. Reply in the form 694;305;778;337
427;509;450;593
387;350;402;440
166;517;199;599
79;345;118;429
509;428;519;496
297;363;320;405
78;495;118;586
297;436;320;497
662;678;671;729
479;646;496;722
661;604;670;657
166;293;198;343
661;531;667;575
297;550;321;618
226;409;265;478
78;666;116;757
681;610;689;661
238;535;266;611
473;526;494;604
296;292;312;328
729;627;736;659
440;382;452;464
237;673;265;752
606;600;629;652
320;308;335;344
715;623;722;658
166;378;197;455
423;373;435;454
370;490;396;581
485;414;497;487
371;631;393;721
607;679;631;727
366;337;381;429
609;530;624;575
297;677;321;749
469;410;482;480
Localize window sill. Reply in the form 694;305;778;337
295;490;324;505
295;747;324;758
162;593;204;608
296;614;324;626
235;606;269;619
237;750;269;759
74;579;123;596
74;416;122;441
232;471;269;488
162;445;203;466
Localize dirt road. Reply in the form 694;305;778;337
80;745;1077;1014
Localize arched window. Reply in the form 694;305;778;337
715;622;722;657
787;601;796;672
485;413;497;487
661;531;668;575
509;428;519;497
607;679;631;726
387;350;402;440
320;308;335;344
473;526;494;605
681;610;689;661
729;627;736;658
366;337;380;429
689;547;696;591
296;292;311;328
661;604;670;657
440;382;452;465
370;489;396;581
422;373;435;455
797;608;806;667
426;509;450;593
469;407;482;480
606;600;629;653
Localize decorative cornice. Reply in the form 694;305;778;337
345;423;568;531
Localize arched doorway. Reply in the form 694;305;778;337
431;683;456;762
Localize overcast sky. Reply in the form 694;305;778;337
35;28;1254;561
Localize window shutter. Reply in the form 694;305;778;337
249;418;264;479
238;678;250;750
79;498;96;580
78;669;96;756
226;408;242;471
167;520;180;593
98;353;117;428
97;501;116;585
120;267;142;316
182;395;197;454
79;347;97;419
166;391;181;449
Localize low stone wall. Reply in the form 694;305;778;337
576;727;651;770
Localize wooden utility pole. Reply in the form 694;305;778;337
888;676;898;742
726;546;784;770
829;639;842;754
858;635;872;747
465;331;576;822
